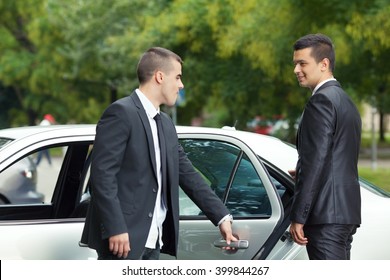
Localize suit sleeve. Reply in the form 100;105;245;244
90;102;130;239
291;93;335;224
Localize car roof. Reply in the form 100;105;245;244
0;125;97;163
0;124;96;140
0;124;298;172
177;126;298;172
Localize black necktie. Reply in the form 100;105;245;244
154;113;167;204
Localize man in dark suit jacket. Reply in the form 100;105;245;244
81;47;236;260
289;34;362;260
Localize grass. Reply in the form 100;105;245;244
360;132;390;149
358;131;390;193
359;167;390;193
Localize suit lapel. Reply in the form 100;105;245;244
130;92;158;179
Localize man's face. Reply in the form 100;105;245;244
293;47;325;91
160;59;184;107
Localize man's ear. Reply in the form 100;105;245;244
321;58;330;71
154;70;164;84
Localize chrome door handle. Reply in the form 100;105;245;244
213;239;249;249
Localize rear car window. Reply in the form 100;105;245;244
0;138;13;149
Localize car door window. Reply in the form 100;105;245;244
0;155;41;205
0;146;66;205
0;142;92;220
226;153;271;216
34;146;67;204
179;139;270;217
262;161;294;210
178;139;238;215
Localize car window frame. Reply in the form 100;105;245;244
177;132;284;221
0;138;93;221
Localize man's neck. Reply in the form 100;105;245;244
139;84;160;110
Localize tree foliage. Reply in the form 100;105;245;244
345;0;390;140
0;0;389;140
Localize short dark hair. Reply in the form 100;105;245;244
137;47;183;84
293;34;335;72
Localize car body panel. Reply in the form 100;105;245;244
0;124;388;260
0;219;96;259
351;185;390;259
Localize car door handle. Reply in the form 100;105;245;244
281;231;293;242
213;239;249;249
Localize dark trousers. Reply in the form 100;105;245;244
304;224;358;260
36;149;52;165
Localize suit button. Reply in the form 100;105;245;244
148;212;153;218
152;188;157;193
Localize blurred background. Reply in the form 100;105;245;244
0;0;389;188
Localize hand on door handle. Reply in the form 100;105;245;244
213;239;249;249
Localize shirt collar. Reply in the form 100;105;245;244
312;77;336;95
135;89;160;118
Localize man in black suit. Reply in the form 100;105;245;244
81;47;236;260
289;34;362;260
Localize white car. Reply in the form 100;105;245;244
0;125;389;259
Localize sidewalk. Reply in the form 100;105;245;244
359;147;390;168
358;158;390;168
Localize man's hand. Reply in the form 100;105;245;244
289;222;308;245
219;220;238;249
109;233;130;258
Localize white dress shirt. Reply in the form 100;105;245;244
136;89;167;249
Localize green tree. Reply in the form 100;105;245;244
0;0;389;143
142;0;302;129
0;0;174;125
346;1;390;141
0;0;47;125
38;0;171;123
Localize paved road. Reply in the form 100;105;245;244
359;147;390;168
35;157;62;203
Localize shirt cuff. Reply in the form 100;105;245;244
217;214;233;226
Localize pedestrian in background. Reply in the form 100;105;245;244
289;34;362;260
36;114;55;166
